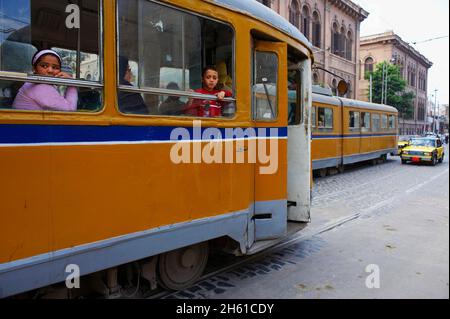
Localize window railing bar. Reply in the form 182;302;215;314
118;85;236;102
0;73;103;89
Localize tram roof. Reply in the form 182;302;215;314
339;97;398;113
312;93;399;113
210;0;312;50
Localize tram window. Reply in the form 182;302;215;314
287;55;302;125
117;0;234;117
372;114;381;132
0;0;102;112
361;112;370;132
381;114;388;130
389;115;396;129
317;107;332;129
311;106;316;128
349;111;360;131
253;51;278;121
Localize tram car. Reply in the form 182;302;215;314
0;0;314;298
309;86;398;177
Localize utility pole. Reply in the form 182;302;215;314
369;73;373;103
434;89;438;133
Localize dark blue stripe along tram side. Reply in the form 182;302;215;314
312;133;397;139
0;124;288;145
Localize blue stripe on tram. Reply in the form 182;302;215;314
0;124;288;145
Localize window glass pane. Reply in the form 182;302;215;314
361;112;370;131
324;108;333;128
311;106;316;128
381;114;388;129
117;0;234;117
349;111;359;129
372;114;380;132
253;51;277;120
317;107;332;128
0;0;101;112
287;57;302;125
389;115;396;129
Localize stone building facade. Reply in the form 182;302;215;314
359;31;433;135
257;0;368;99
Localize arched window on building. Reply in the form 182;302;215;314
312;11;321;48
364;57;374;74
345;30;353;61
339;26;346;58
301;6;310;40
331;22;339;55
289;0;300;29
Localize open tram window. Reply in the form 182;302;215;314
117;0;234;117
0;0;102;112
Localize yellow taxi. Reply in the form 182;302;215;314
397;139;410;155
401;137;445;165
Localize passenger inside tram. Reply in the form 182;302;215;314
185;66;232;118
117;56;148;115
159;82;185;116
12;49;78;111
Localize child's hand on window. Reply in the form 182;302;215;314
216;91;226;100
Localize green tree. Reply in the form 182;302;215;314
365;61;415;118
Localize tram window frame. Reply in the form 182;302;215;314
349;111;360;131
253;50;279;121
311;106;316;128
287;50;304;126
381;114;388;130
361;112;371;132
389;115;396;130
317;107;333;129
372;113;381;132
0;0;104;113
116;0;236;118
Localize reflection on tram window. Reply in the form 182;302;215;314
117;0;234;117
0;0;102;112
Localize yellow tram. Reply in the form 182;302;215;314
310;87;398;176
0;0;313;297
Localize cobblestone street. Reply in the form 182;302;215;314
170;150;449;299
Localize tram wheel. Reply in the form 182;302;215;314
319;168;327;178
158;242;209;291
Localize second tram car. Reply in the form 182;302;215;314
310;87;398;176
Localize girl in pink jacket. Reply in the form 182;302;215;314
12;49;78;111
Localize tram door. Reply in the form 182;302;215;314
251;41;309;242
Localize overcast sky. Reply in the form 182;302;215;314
355;0;449;107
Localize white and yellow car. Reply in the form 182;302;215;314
401;137;445;166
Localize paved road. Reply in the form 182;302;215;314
169;149;449;299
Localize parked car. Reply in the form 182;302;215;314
401;137;445;165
